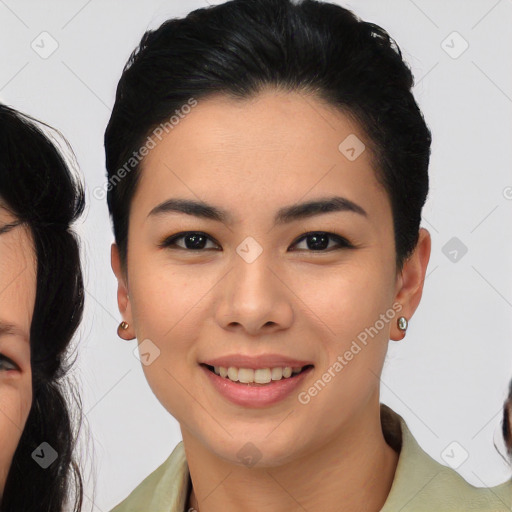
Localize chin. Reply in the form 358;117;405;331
205;431;307;469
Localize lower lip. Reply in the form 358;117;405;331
200;364;314;408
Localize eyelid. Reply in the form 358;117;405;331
159;230;354;251
158;231;221;250
290;230;353;250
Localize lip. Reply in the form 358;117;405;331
201;354;314;369
201;363;314;408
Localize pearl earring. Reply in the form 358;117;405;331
397;316;408;332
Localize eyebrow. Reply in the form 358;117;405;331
0;221;22;235
147;196;368;225
0;321;23;338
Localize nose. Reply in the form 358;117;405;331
214;250;294;336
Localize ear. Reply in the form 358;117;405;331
390;228;431;341
111;243;135;340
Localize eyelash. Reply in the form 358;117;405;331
0;353;19;372
158;230;354;253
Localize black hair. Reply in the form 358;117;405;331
503;380;512;458
0;104;84;512
105;0;431;272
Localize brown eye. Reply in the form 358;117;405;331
0;353;20;371
158;230;354;252
290;231;353;252
159;231;220;251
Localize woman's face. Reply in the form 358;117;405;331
0;205;35;493
112;90;430;466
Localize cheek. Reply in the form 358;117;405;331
129;263;212;344
291;257;395;344
0;382;32;493
128;265;210;415
289;262;394;415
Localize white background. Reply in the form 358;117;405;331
1;0;511;510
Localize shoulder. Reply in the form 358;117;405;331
380;404;512;511
109;442;190;512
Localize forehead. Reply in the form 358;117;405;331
132;90;390;223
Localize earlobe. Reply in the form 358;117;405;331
117;320;134;340
111;243;136;340
390;228;431;341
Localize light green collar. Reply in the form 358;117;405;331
111;404;512;511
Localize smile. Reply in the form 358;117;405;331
200;363;314;408
204;363;313;384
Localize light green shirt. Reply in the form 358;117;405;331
110;405;512;511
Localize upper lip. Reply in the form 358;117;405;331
201;354;314;369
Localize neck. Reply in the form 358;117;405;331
183;401;399;512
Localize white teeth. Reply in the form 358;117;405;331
211;365;306;383
254;368;272;384
271;367;282;380
238;368;254;383
227;367;238;381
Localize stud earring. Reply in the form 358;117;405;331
397;316;408;332
117;321;130;339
